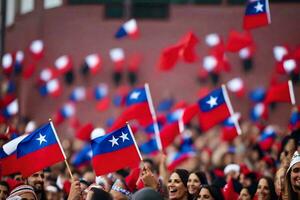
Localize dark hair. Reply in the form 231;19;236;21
199;185;224;200
257;176;278;200
174;169;189;187
286;169;299;200
0;181;10;192
192;171;208;185
90;187;113;200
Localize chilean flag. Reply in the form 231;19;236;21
0;134;28;176
83;54;101;75
91;125;141;176
2;53;13;75
39;79;62;97
109;86;152;131
29;40;44;61
198;87;231;131
243;0;271;30
54;55;72;75
115;19;139;39
258;125;276;151
17;122;65;177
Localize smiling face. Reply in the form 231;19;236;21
291;162;300;192
256;178;270;200
187;173;201;195
168;172;188;200
27;171;44;193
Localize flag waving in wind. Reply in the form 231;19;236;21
91;124;142;176
109;86;152;131
243;0;271;30
198;87;236;132
17;122;65;177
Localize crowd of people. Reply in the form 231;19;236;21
1;115;300;200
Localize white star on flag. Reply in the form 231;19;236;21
36;133;47;145
109;136;119;147
254;1;263;12
120;132;129;142
206;96;218;108
130;91;140;100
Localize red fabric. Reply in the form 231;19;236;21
182;104;199;124
226;30;253;52
198;104;230;132
6;178;23;191
75;123;94;141
243;13;269;30
128;53;142;72
22;63;36;79
53;112;65;125
18;144;65;177
109;102;152;132
157;44;182;71
223;178;239;200
179;32;199;63
92;145;140;176
160;123;180;148
125;168;140;192
1;153;20;176
264;82;291;104
96;97;110;111
221;127;238;142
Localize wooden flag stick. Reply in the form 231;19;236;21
49;118;73;179
144;83;163;151
126;122;143;162
221;84;242;135
64;160;74;179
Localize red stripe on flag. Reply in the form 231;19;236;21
18;144;65;177
199;104;230;131
92;145;140;176
1;154;20;176
243;13;269;30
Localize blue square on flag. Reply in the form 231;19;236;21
126;87;147;106
198;88;226;112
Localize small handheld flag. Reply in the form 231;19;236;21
91;124;142;176
16;122;66;177
243;0;271;30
